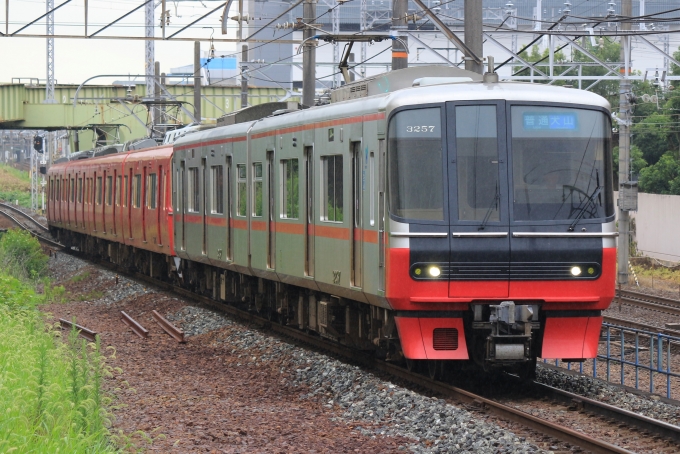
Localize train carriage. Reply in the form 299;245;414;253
48;65;617;377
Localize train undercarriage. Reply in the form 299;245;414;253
54;227;543;381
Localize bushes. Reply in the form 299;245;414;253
0;228;49;280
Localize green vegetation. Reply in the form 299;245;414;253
0;230;120;452
70;270;92;284
0;228;49;281
78;289;105;302
0;163;31;207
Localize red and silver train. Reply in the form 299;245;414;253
47;66;616;378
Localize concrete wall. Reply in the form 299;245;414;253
627;192;680;263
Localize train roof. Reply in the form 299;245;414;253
175;66;611;149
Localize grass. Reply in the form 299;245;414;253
70;271;92;284
0;229;129;452
78;289;105;301
0;275;117;453
0;163;31;208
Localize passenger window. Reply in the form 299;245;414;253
116;176;122;206
252;162;263;217
281;159;299;219
78;178;83;203
321;155;343;222
106;176;113;206
147;173;157;209
133;174;142;208
96;177;103;205
211;165;224;214
237;164;246;216
187;168;199;212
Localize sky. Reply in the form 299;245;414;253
1;0;679;88
0;0;237;86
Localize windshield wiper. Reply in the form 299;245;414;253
479;183;500;231
567;186;602;231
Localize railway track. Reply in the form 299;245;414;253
616;289;680;317
0;203;63;249
74;252;679;454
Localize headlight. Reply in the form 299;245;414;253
571;266;582;276
428;266;441;277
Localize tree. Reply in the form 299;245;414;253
613;145;647;186
638;151;680;194
631;113;674;166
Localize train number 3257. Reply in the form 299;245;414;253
406;125;436;133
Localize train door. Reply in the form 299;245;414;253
142;166;147;243
128;168;133;240
202;157;207;254
157;165;162;246
113;170;118;236
446;102;510;298
180;160;186;250
304;146;314;277
226;156;232;260
350;141;362;288
266;150;275;269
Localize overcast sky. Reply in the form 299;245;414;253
0;0;237;86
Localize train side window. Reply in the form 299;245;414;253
123;176;128;207
252;162;263;217
116;176;122;206
236;164;247;216
96;177;103;205
147;173;157;209
321;155;343;222
70;178;75;202
132;174;142;208
78;178;83;203
186;168;199;212
86;178;91;204
211;166;224;214
106;176;113;206
280;159;299;219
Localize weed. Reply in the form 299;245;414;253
69;271;91;283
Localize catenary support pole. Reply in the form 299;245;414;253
194;41;201;123
302;0;317;107
241;44;248;108
391;0;408;70
618;0;632;286
464;0;483;74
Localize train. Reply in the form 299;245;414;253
46;65;617;379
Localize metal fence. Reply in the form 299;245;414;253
543;323;680;399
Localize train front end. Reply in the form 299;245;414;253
385;83;616;372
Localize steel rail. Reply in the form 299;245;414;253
59;318;97;342
531;377;680;445
0;209;64;249
151;310;185;343
0;202;49;232
121;311;149;339
617;289;680;316
603;315;680;337
76;255;667;453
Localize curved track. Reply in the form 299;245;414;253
77;253;679;454
0;205;63;249
0;202;50;233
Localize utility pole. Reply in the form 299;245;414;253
241;44;249;108
464;0;483;74
302;0;317;107
391;0;408;70
45;0;56;103
145;1;155;99
618;0;632;286
154;61;161;133
194;41;201;123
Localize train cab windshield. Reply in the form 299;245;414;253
387;103;614;225
510;105;614;222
